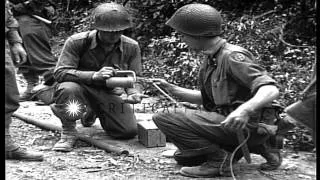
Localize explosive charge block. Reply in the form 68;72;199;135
137;120;166;148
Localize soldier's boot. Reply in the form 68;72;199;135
173;145;224;167
80;107;97;127
5;134;43;161
52;129;77;152
257;113;293;171
179;151;239;178
276;115;297;135
260;149;282;170
174;149;209;167
20;73;39;102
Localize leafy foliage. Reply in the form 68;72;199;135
143;33;201;88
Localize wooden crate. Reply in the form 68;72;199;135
137;120;166;148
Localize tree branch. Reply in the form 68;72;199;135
12;112;130;156
253;10;275;20
66;0;70;12
278;23;314;48
123;0;130;6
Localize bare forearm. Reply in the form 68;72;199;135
237;85;279;113
167;84;202;104
7;30;23;45
54;69;95;84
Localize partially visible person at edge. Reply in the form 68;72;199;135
281;62;316;146
151;3;292;178
5;0;43;161
50;2;147;152
9;0;57;101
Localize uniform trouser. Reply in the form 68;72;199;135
152;109;270;160
16;15;56;81
5;41;20;151
50;82;137;139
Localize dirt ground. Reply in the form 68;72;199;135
5;21;317;178
5;71;316;180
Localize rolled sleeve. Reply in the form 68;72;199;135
127;43;142;74
5;1;22;45
227;52;277;94
54;37;95;84
126;43;143;95
6;30;23;45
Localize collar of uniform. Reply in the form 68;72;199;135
205;37;227;59
88;30;123;52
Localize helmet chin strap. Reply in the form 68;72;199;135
97;31;120;47
202;36;224;55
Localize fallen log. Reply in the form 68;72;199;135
12;112;129;156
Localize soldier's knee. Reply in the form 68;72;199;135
152;113;166;122
112;128;137;139
122;128;137;139
57;82;83;95
152;113;169;128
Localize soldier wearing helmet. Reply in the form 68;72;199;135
5;0;43;161
152;3;286;178
51;2;147;152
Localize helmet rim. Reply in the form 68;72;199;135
92;2;132;32
166;3;222;37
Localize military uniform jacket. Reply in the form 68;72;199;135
54;30;142;95
199;39;277;114
5;0;22;44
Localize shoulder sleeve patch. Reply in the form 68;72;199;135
231;53;246;62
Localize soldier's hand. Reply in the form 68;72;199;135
123;93;149;104
150;78;171;88
10;43;27;65
92;66;115;81
220;108;250;131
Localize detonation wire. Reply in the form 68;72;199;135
229;127;251;180
209;124;251;180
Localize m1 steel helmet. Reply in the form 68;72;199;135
166;3;222;36
92;2;132;31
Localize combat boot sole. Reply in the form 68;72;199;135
260;151;282;171
6;148;44;161
180;163;239;178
